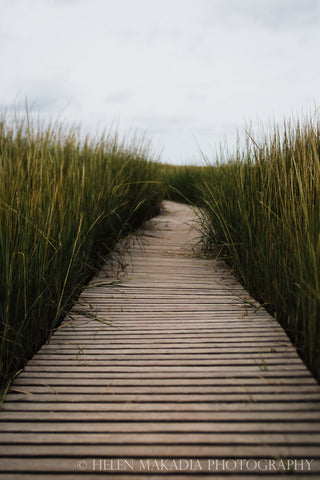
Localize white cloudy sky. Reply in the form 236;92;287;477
1;0;319;164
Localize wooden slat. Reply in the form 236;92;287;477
1;410;320;421
0;200;319;479
12;377;318;385
20;365;310;372
1;421;320;433
2;432;320;444
28;357;302;364
14;370;314;377
31;350;300;355
7;385;320;394
3;402;320;412
6;393;320;403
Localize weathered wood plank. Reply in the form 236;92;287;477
34;350;301;357
1;421;320;433
8;385;320;395
12;376;318;385
50;329;287;335
5;393;320;403
28;357;302;365
15;371;314;380
1;411;320;421
20;365;310;372
2;432;320;444
37;340;296;347
3;401;319;412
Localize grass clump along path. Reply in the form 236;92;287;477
160;164;207;204
0;113;163;395
198;117;320;382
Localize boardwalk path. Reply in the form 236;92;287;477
1;201;320;479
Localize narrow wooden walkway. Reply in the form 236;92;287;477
1;201;320;479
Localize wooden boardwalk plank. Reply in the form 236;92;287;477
3;402;320;412
2;421;320;433
0;201;320;479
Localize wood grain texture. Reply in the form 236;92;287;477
0;201;319;478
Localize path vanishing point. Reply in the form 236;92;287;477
0;201;320;479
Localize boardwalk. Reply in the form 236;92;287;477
0;201;320;479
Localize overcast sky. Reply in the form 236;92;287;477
1;0;319;164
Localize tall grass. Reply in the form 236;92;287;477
0;112;163;394
160;164;207;205
200;116;320;381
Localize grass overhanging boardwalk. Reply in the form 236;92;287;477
0;200;320;479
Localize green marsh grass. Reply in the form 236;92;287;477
160;163;207;204
199;117;320;381
0;113;163;394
